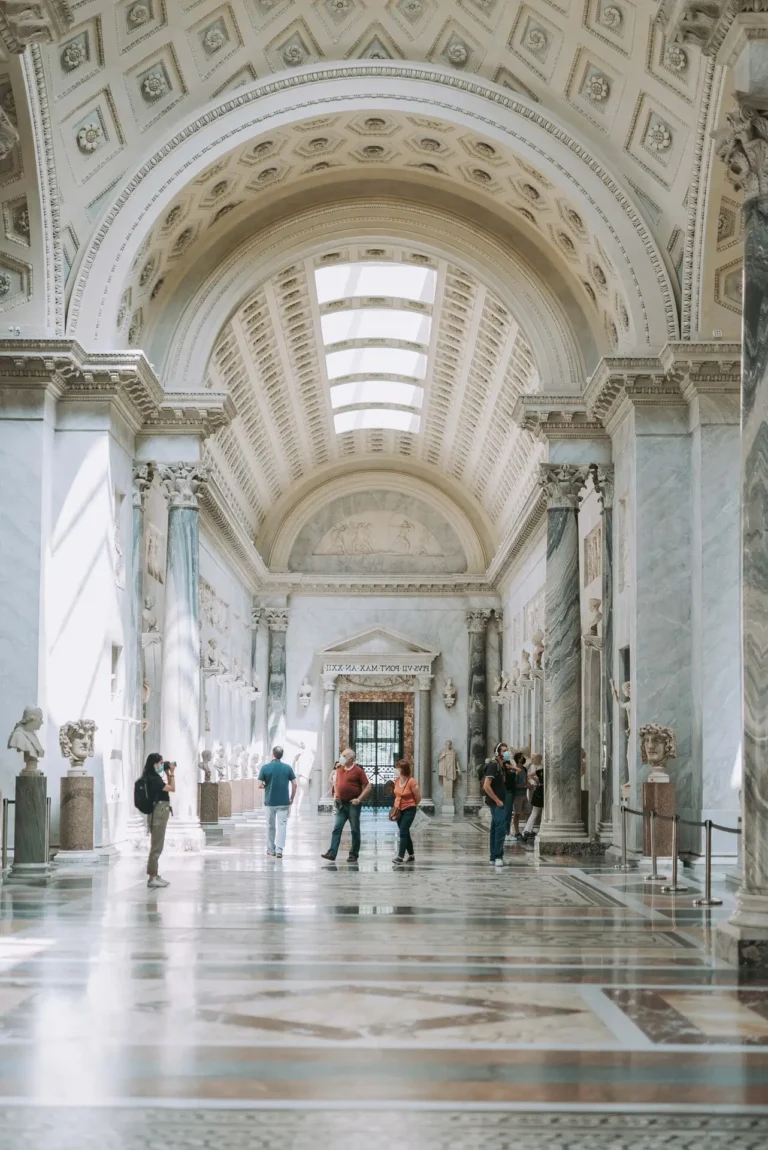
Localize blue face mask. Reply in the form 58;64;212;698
502;751;511;762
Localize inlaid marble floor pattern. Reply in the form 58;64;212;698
0;810;766;1149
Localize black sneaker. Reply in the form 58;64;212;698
347;854;359;862
321;851;336;861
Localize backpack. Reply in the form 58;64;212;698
477;758;494;784
133;775;154;815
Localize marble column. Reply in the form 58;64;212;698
593;465;615;842
531;672;544;756
486;611;502;751
320;672;337;803
582;637;602;840
716;100;768;964
463;609;490;813
125;464;152;849
537;463;592;854
250;606;261;749
266;609;288;751
417;673;433;803
157;463;208;852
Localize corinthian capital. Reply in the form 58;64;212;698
466;609;491;634
132;462;153;509
538;463;591;509
156;462;209;510
266;608;289;633
717;101;768;201
591;464;614;511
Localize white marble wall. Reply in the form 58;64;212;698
0;386;55;825
283;596;470;780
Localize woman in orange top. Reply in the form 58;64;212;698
391;759;421;864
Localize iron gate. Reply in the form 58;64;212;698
349;701;404;808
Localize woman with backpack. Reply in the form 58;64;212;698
135;753;175;889
391;759;421;864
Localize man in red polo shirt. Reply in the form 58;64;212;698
321;748;371;862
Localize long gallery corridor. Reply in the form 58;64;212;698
0;811;765;1148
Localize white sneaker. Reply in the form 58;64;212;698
494;858;505;868
147;876;169;888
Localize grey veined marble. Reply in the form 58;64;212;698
538;465;590;852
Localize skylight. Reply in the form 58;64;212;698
315;263;437;304
334;409;421;434
321;309;431;346
330;381;424;409
325;347;428;380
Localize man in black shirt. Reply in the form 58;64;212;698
483;743;507;867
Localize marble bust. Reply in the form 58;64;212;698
639;723;677;783
58;719;97;777
519;650;532;680
298;678;312;708
586;598;602;636
7;706;45;774
200;748;212;783
442;678;457;708
532;630;545;670
212;742;226;781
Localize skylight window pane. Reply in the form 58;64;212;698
315;263;436;304
334;409;421;434
325;347;427;380
330;381;424;409
321;309;431;346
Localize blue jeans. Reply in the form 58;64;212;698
489;803;506;860
328;800;361;858
397;806;417;858
504;792;515;836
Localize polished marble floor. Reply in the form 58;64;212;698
0;809;766;1148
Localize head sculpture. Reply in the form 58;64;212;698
7;706;45;772
58;719;97;773
639;723;677;781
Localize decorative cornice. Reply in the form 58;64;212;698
0;1;72;53
25;45;64;335
486;481;547;588
199;474;267;594
512;395;608;442
141;390;236;438
657;1;767;59
659;342;741;401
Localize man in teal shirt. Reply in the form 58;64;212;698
258;746;297;859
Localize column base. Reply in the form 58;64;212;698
7;861;50;880
163;821;206;853
598;820;614;845
419;799;435;817
52;848;103;866
536;823;602;857
462;801;482;817
715;920;768;970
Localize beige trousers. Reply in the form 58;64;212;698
147;803;170;876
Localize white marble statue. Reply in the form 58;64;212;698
298;678;312;708
611;680;631;739
200;748;212;783
586;598;602;636
230;743;244;780
510;660;520;686
238;746;249;778
639;723;677;783
519;649;532;680
212;742;226;781
248;750;260;777
499;669;510;694
532;629;545;670
58;719;97;777
442;678;457;708
7;706;45;774
438;739;460;801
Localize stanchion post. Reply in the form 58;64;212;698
614;801;633;871
1;798;9;872
45;797;51;864
661;815;688;893
693;819;723;907
644;810;668;883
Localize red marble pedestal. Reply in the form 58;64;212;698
642;781;676;857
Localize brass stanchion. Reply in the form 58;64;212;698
614;801;633;871
643;810;667;883
661;815;688;893
693;819;723;907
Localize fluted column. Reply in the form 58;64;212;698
320;672;337;801
417;673;433;801
593;465;615;842
537;464;591;854
463;609;490;813
266;609;289;750
716;96;768;963
124;463;152;846
157;463;208;851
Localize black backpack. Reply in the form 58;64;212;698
477;758;494;784
133;776;154;815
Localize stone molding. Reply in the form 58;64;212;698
0;1;72;54
657;0;765;58
513;395;609;442
538;464;591;509
265;609;289;633
132;463;153;509
157;463;209;511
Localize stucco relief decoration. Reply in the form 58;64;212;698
314;514;443;558
140;67;170;102
600;5;623;28
127;3;152;28
525;24;548;57
523;590;545;642
282;41;307;66
645;118;672;152
61;37;86;71
442;678;457;708
717;104;768;200
202;21;228;54
584;71;610;103
145;523;165;583
76;120;103;154
0;106;19;160
0;272;12;298
444;38;469;67
665;44;688;72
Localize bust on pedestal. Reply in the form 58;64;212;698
639;724;677;858
7;706;49;877
57;719;97;860
199;748;220;828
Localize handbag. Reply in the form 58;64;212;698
389;776;415;821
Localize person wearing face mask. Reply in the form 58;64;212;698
137;752;175;889
482;742;508;867
502;747;518;841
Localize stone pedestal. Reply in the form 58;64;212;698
243;778;256;811
230;779;244;815
200;782;219;825
59;775;94;851
218;782;232;819
11;772;48;877
642;781;676;858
